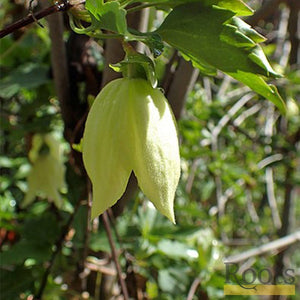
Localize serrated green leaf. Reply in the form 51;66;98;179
85;0;127;34
157;3;286;113
248;46;280;77
230;17;266;43
229;71;286;114
204;0;253;16
151;0;253;16
180;52;217;75
157;5;261;73
221;24;256;48
0;63;49;98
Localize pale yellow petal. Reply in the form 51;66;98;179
82;79;132;219
128;79;181;223
23;154;65;208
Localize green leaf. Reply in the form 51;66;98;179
148;0;253;16
158;267;190;293
0;213;60;267
22;212;60;244
203;0;253;16
0;63;49;98
230;17;266;43
157;240;198;260
145;32;164;57
128;30;164;58
158;269;178;293
89;232;111;252
85;0;127;34
0;240;52;265
220;23;256;48
248;46;279;77
229;71;286;113
157;3;286;113
110;52;157;87
0;267;34;299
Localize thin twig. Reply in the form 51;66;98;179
211;93;254;227
107;208;136;265
212;93;254;138
264;104;282;230
187;278;201;300
216;75;231;99
233;103;262;127
203;77;212;103
107;208;123;247
229;119;258;142
245;189;260;224
0;1;70;39
265;167;282;230
257;154;283;169
41;0;72;140
214;179;246;219
224;230;300;263
102;211;129;300
185;159;201;194
245;189;262;235
79;179;93;290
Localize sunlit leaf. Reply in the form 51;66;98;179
157;3;286;113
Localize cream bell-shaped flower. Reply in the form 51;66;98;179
22;134;66;208
29;133;62;163
82;78;180;223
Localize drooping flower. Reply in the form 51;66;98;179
22;134;66;208
82;78;180;223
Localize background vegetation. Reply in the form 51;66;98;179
0;0;299;299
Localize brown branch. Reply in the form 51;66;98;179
78;179;93;290
0;1;70;39
102;211;129;300
101;38;124;87
41;1;72;140
287;0;300;64
165;57;199;120
187;278;201;300
162;51;179;92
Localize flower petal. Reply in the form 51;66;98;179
128;79;181;223
22;154;65;208
82;79;132;219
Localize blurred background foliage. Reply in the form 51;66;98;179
0;0;299;299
